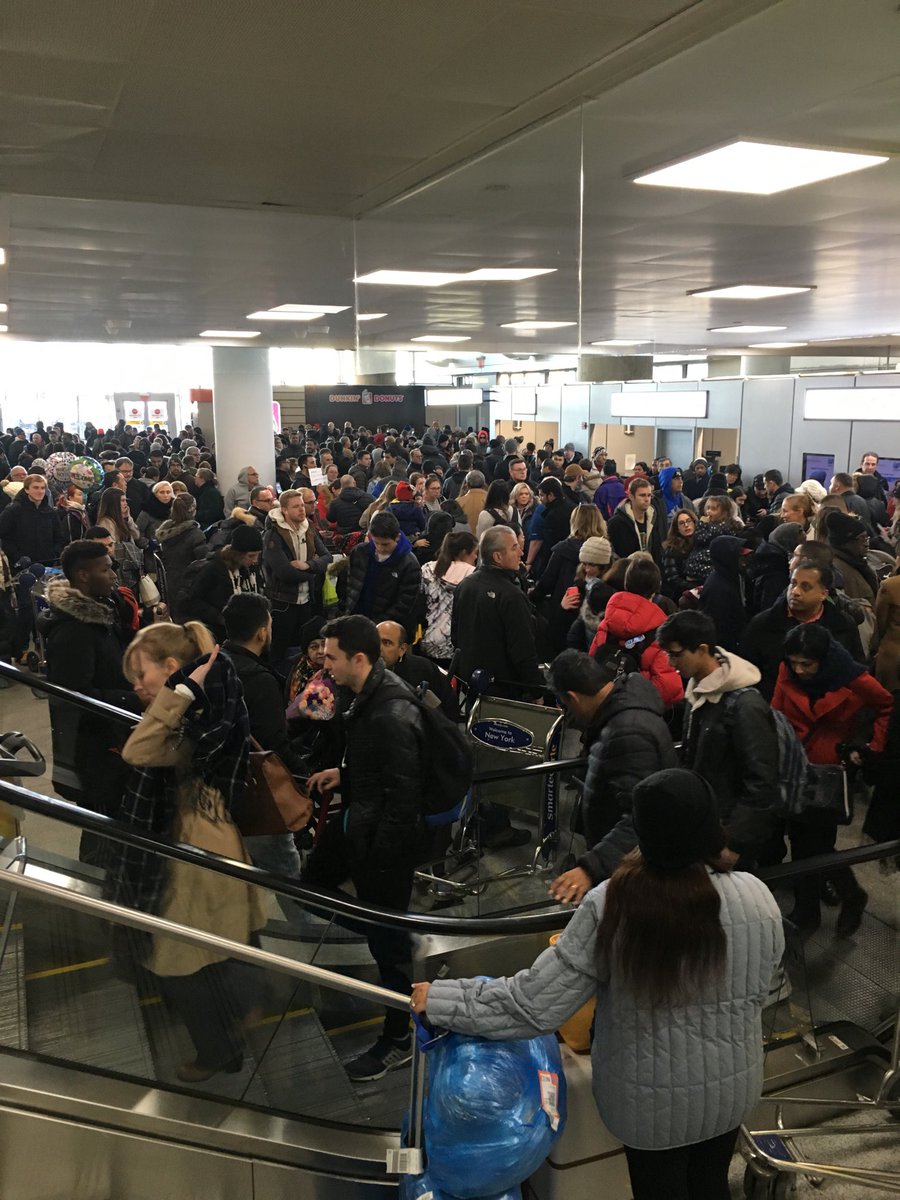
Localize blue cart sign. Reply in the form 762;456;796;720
471;719;535;750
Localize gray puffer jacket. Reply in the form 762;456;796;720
426;870;784;1151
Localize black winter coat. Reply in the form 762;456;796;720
157;519;208;617
342;534;422;636
531;535;583;653
183;551;256;640
40;579;139;801
222;642;304;774
263;520;330;607
740;597;865;700
531;495;576;578
746;541;790;615
450;565;544;692
339;660;425;873
0;490;65;565
682;682;779;859
607;496;666;565
577;674;678;881
327;486;371;534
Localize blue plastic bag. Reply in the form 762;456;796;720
423;1029;566;1198
399;1171;521;1200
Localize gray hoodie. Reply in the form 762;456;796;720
223;467;254;513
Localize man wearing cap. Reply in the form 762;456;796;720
181;523;265;642
548;650;678;905
263;487;331;670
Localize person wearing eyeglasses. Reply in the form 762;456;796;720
657;610;780;870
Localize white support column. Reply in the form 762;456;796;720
211;346;276;496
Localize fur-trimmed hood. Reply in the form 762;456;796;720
229;506;257;525
45;577;114;627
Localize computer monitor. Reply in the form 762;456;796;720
801;452;835;484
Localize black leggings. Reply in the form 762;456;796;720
623;1127;740;1200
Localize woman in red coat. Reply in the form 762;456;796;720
772;623;893;937
589;556;683;710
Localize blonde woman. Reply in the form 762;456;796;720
359;480;397;531
532;504;609;652
108;622;264;1083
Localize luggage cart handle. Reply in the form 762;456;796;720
0;732;47;778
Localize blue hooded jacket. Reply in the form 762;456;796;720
659;466;687;515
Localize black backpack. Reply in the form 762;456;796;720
388;681;474;827
592;628;658;678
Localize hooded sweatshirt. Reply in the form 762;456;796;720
268;504;310;604
699;535;747;652
223;467;255;513
658;466;696;516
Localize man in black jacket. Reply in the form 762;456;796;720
222;593;304;917
548;651;678;905
525;476;576;578
607;476;666;566
41;540;140;863
341;511;421;637
327;475;371;534
658;611;779;866
740;561;865;699
306;615;426;1082
376;620;455;716
451;525;545;698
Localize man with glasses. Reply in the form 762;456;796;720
657;611;779;868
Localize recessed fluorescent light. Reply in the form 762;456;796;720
0;303;6;313
466;268;556;281
708;324;787;334
410;335;471;343
356;270;466;287
246;310;326;321
501;320;576;330
357;313;387;321
269;303;350;314
200;329;261;338
591;339;651;347
356;268;557;287
0;325;7;334
748;341;808;348
0;248;6;266
634;140;889;195
689;284;813;300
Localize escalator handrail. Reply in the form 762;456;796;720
0;845;410;1012
2;776;898;939
0;778;569;936
0;660;589;785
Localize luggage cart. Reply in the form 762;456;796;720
741;916;900;1197
415;690;565;899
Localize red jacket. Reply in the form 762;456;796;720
589;591;684;708
772;664;892;764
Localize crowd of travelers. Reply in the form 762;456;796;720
3;414;899;1200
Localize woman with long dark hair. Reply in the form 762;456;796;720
475;478;518;538
662;508;699;599
420;528;478;666
97;486;143;591
412;768;783;1200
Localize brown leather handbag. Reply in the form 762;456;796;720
233;739;314;838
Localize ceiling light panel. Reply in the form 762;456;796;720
0;303;6;314
708;324;787;333
410;335;471;343
0;326;7;334
465;268;556;281
748;341;808;348
356;313;387;321
247;310;326;321
200;329;261;338
356;270;466;287
0;249;6;266
591;339;651;346
501;320;576;330
688;284;813;300
269;303;350;313
634;140;889;195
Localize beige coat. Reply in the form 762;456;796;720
122;687;265;977
875;574;900;691
458;486;488;533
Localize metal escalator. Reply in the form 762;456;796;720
0;663;897;1198
0;662;575;1198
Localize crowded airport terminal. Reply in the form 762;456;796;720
0;2;898;1198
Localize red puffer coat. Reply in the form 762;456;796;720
589;591;684;708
